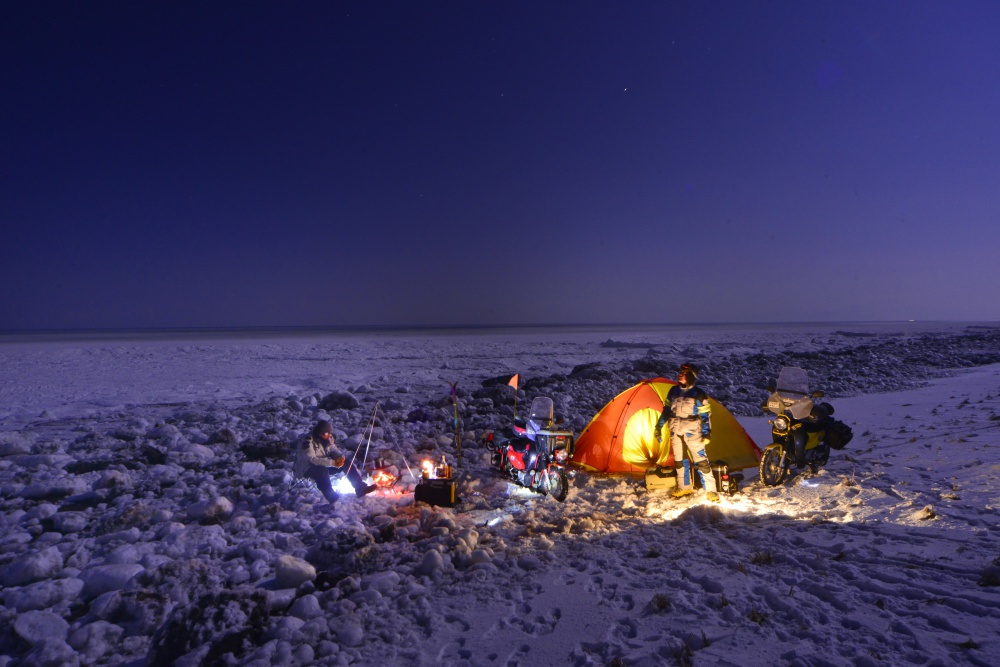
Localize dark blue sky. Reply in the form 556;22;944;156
3;2;999;330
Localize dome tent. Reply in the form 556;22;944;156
570;378;761;476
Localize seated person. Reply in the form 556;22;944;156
294;420;376;503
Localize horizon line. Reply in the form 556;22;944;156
2;319;997;341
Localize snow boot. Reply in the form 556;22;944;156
356;484;378;497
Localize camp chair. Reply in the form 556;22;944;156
285;439;320;495
286;474;318;494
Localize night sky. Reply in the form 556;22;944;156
3;2;999;331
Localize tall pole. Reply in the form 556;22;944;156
450;382;462;469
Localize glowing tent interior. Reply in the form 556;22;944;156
570;378;762;475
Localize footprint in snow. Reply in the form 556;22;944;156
436;638;472;662
444;614;470;631
508;607;562;636
609;618;638;640
613;592;636;611
503;642;532;666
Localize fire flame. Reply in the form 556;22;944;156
372;468;397;488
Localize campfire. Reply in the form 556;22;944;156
369;457;397;488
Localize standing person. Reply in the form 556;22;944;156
654;363;720;502
294;420;376;504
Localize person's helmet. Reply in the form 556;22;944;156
312;420;333;439
679;363;699;380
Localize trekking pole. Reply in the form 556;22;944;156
450;382;462;469
401;456;416;483
377;402;413;488
348;402;379;478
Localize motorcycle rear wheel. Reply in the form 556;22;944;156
544;470;569;502
758;444;787;487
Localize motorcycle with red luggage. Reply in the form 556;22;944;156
485;397;572;502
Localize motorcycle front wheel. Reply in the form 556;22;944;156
544;469;569;502
758;444;787;487
815;444;830;466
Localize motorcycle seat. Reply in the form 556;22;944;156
800;419;828;432
810;402;835;420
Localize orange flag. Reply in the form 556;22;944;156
508;373;519;390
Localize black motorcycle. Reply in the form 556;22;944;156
485;397;572;502
758;367;853;486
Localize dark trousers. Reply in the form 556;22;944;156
305;463;367;503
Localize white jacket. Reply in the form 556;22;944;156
293;435;345;478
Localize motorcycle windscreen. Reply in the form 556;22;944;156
620;407;673;468
527;397;554;430
775;366;814;419
776;366;810;396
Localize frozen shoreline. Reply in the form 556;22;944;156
3;321;998;426
1;323;999;666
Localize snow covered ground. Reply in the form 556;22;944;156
1;322;999;666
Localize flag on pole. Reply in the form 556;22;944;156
508;373;520;419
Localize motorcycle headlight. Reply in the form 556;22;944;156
773;415;791;434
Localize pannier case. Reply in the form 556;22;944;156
826;420;854;450
645;467;677;492
711;461;744;496
414;478;458;507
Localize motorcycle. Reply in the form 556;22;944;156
758;366;853;486
485;396;572;502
